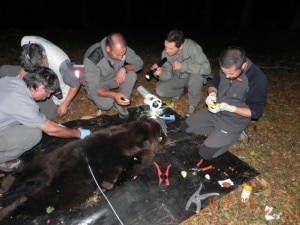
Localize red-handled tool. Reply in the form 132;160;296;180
190;159;213;172
196;159;204;167
153;162;171;185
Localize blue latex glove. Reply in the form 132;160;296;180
80;129;91;139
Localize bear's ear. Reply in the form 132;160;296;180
138;115;150;122
152;118;167;136
137;115;167;138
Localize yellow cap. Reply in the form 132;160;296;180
243;184;252;191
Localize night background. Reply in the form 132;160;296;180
0;0;299;225
1;0;299;68
1;0;299;32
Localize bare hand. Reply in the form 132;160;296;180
57;103;68;117
115;69;126;85
172;61;182;70
115;93;130;105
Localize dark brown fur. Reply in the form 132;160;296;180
0;116;169;221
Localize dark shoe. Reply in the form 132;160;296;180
113;103;129;119
238;130;249;143
0;159;23;172
185;105;195;117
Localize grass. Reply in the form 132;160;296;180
0;29;299;224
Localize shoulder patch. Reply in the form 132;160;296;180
88;47;104;65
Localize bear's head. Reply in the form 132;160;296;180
137;116;169;153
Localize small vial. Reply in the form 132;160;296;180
241;184;252;202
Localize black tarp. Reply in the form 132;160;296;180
0;105;260;225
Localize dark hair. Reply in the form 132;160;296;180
105;33;127;49
20;43;45;72
23;66;60;93
165;30;185;48
219;46;246;69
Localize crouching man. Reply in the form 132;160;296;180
0;67;91;172
180;46;268;160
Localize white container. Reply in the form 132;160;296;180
241;184;252;202
137;86;162;111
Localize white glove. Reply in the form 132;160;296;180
208;104;220;113
217;103;237;112
206;92;217;106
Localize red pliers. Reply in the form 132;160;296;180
153;162;172;185
189;159;213;172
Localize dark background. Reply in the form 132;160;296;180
1;0;300;33
0;1;299;224
1;0;299;76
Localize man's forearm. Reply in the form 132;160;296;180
98;88;117;99
63;85;80;106
234;107;252;118
208;86;217;94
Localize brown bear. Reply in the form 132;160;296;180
0;116;169;221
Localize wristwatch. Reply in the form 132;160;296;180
122;64;128;73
